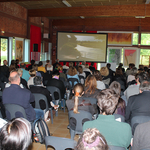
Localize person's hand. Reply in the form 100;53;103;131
54;105;59;110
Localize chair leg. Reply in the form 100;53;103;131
70;129;75;140
62;99;65;112
50;109;53;124
55;100;59;117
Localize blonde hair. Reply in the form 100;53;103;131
100;67;109;77
17;68;23;76
67;67;77;76
29;69;36;77
73;83;84;114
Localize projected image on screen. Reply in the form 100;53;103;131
57;32;107;62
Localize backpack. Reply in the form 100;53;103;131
32;118;50;144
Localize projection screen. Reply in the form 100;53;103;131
57;32;108;62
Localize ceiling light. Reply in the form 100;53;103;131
80;16;85;19
1;31;5;33
62;0;72;7
135;16;145;18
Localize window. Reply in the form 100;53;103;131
132;33;138;45
141;33;150;45
140;49;150;65
12;38;15;60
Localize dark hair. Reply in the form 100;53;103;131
97;89;119;115
31;60;35;65
67;67;77;76
85;75;97;94
78;66;83;74
75;128;108;150
94;70;102;81
63;61;66;65
52;70;60;76
109;81;121;96
136;72;149;83
139;80;150;91
0;118;32;150
106;63;111;69
38;61;43;66
144;66;148;72
20;63;26;68
29;69;36;77
115;68;123;76
91;62;94;66
34;76;42;85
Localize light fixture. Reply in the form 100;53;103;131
62;0;72;7
1;30;5;33
80;16;85;19
135;16;145;18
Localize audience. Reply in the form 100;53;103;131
89;62;95;74
100;67;110;85
0;118;32;150
20;63;30;81
28;59;35;71
78;66;86;84
62;61;69;70
75;128;108;150
38;61;46;73
83;89;132;149
58;65;67;81
27;69;36;88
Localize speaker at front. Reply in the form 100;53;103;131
33;44;38;52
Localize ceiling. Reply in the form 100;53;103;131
2;0;148;19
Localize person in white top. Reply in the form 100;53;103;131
27;69;36;88
62;62;69;69
94;70;106;90
77;66;86;84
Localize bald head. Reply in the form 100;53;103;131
9;71;20;85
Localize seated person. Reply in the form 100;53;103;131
77;66;86;85
2;71;44;122
38;61;46;73
0;118;32;150
132;121;150;150
47;70;66;100
66;83;95;130
75;128;109;150
28;69;36;88
83;89;132;149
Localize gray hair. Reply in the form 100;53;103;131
139;81;150;91
34;76;42;85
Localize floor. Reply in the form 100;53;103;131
28;109;79;150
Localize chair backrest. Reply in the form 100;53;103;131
84;71;91;78
4;103;27;120
114;114;125;122
67;78;79;89
69;110;92;132
109;145;126;150
78;75;85;85
45;136;76;150
46;86;61;101
82;97;97;105
131;116;150;135
32;93;49;111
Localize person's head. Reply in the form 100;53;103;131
115;68;123;76
17;68;23;77
91;62;94;66
32;64;38;71
34;76;42;85
63;62;66;65
100;67;109;77
52;70;60;79
16;59;19;65
136;72;149;83
67;67;77;76
119;63;123;68
109;81;121;96
129;63;133;69
85;64;89;69
69;62;74;67
58;65;63;71
20;63;26;69
11;60;16;65
9;71;20;85
97;89;119;115
139;80;150;92
75;128;108;150
73;83;84;114
78;66;83;74
31;60;35;65
3;60;8;65
46;60;50;64
131;67;137;75
82;61;86;65
85;75;97;94
9;64;16;72
94;70;102;81
29;69;36;77
144;66;148;72
38;61;43;67
139;64;144;70
106;63;111;69
0;118;32;150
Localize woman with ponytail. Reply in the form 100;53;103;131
66;83;95;129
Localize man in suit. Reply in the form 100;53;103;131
2;71;44;122
30;76;58;109
125;80;150;124
47;70;66;100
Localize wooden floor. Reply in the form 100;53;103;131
28;109;79;150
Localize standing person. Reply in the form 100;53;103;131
83;89;132;149
1;60;9;78
28;59;35;71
